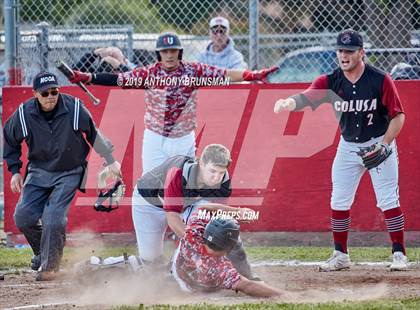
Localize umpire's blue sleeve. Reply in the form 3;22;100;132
3;111;25;175
78;101;115;165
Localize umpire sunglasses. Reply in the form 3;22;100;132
40;89;59;97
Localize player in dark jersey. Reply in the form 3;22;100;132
273;29;407;271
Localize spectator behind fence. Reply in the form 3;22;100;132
390;53;420;80
74;47;136;73
197;17;247;69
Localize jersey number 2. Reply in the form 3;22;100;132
367;113;374;126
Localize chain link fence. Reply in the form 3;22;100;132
4;0;420;84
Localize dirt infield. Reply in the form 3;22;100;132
1;263;420;309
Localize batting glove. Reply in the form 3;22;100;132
242;66;278;82
70;70;91;84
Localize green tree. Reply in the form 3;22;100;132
19;0;84;26
154;0;219;31
65;0;160;32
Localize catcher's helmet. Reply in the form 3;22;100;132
203;217;240;252
155;32;183;61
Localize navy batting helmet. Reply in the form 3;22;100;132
203;217;240;252
155;32;183;61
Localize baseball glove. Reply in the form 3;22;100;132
356;142;392;170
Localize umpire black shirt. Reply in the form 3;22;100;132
3;93;115;175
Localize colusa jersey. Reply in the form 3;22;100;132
292;64;404;143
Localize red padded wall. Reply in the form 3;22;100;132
3;81;419;233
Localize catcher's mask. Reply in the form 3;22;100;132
95;166;125;212
94;179;125;212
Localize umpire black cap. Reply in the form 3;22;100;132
204;217;240;252
336;29;363;51
156;32;182;51
33;72;59;92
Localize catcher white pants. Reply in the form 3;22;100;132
141;129;196;175
331;135;399;211
131;189;206;261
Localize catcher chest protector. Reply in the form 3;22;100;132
181;161;232;207
204;217;240;252
137;155;193;206
155;32;183;61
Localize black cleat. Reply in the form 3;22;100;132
31;255;41;271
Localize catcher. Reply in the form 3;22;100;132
3;72;122;281
133;143;258;280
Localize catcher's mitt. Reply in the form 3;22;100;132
356;142;392;170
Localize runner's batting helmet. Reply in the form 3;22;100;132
204;217;240;252
155;32;183;61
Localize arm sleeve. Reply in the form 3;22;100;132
163;167;184;213
3;112;25;175
91;73;119;86
78;101;115;164
382;74;404;118
290;75;330;110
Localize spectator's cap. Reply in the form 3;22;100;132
209;17;229;30
33;72;59;92
336;29;363;50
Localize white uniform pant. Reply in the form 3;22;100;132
132;189;204;261
331;135;399;212
141;129;196;175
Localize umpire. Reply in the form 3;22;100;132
3;72;122;281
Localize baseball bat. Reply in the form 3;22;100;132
55;60;101;106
